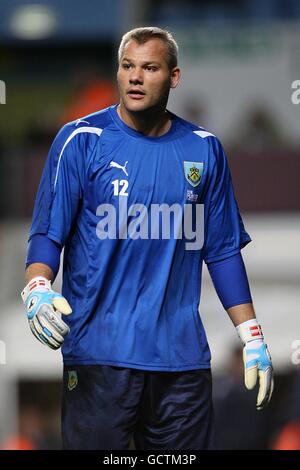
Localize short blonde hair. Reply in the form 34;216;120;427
118;26;178;70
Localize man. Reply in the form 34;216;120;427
21;27;273;450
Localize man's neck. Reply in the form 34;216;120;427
117;103;172;137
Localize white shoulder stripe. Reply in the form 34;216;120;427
54;126;103;189
193;129;215;139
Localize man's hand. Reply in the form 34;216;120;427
236;319;274;410
21;276;72;350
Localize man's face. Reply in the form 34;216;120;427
117;38;180;113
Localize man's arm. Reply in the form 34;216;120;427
202;138;273;408
22;122;87;349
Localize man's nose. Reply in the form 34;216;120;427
129;67;143;84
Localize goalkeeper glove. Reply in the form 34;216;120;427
21;276;72;350
236;318;274;410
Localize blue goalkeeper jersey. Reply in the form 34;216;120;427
29;104;251;371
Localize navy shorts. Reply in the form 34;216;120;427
62;365;216;450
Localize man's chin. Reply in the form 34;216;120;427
123;100;149;114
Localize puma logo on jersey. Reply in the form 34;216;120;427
109;160;128;176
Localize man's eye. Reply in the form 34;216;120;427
146;66;157;71
122;63;131;69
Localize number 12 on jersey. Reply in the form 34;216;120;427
112;179;129;196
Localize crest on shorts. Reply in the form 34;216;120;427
68;370;78;391
184;162;204;187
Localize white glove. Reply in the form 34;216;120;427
21;276;72;350
236;318;274;410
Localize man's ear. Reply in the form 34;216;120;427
170;67;181;89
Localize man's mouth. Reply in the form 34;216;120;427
127;89;146;100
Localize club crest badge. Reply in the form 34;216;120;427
184;162;204;187
68;370;78;391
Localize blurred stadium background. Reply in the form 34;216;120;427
0;0;300;450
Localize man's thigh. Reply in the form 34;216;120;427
133;368;216;450
62;365;145;450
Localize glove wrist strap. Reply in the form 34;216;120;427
236;318;264;344
21;276;52;303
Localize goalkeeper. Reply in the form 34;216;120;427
22;26;273;450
